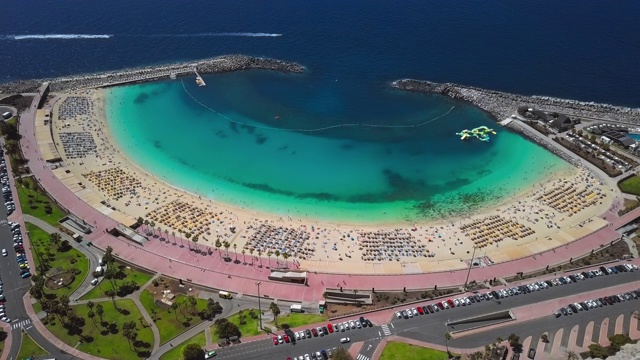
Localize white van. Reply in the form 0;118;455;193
98;257;105;266
95;266;104;276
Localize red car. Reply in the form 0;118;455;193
283;335;290;343
327;324;334;333
447;299;455;308
272;336;278;345
416;306;424;315
311;328;318;337
437;302;444;310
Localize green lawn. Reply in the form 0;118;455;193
210;309;264;342
16;177;67;226
139;290;207;344
619;175;640;195
272;312;327;330
379;342;448;360
27;222;89;298
158;331;206;360
80;264;153;300
16;333;48;360
45;299;154;359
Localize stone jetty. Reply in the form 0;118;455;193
0;54;304;94
391;79;640;124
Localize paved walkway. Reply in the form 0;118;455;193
15;91;640;304
22;292;108;360
22;214;103;300
130;274;162;352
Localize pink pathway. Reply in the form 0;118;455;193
17;89;639;303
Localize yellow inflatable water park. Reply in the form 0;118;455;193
456;126;496;142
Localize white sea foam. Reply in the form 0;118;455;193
7;34;113;40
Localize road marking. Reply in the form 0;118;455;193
378;331;381;336
11;319;31;330
381;324;391;336
24;326;32;330
357;354;370;360
367;344;372;351
390;322;394;328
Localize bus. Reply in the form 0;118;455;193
218;291;232;299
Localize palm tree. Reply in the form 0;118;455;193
565;350;579;360
122;321;137;350
170;302;179;321
242;249;246;263
49;233;62;249
233;243;238;260
215;240;222;257
149;221;156;237
249;248;255;265
267;251;273;266
105;289;118;310
88;310;99;330
274;250;280;266
444;332;452;357
193;235;199;251
96;304;105;324
282;252;290;268
164;229;169;243
224;241;230;258
172;231;177;245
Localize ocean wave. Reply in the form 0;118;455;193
6;34;113;40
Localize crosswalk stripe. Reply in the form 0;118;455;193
357;354;370;360
380;324;391;336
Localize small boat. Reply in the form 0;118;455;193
275;115;280;120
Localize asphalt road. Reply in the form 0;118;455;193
0;149;76;360
213;270;640;360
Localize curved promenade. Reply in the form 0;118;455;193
17;88;638;304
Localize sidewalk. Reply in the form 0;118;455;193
22;293;108;360
0;323;12;360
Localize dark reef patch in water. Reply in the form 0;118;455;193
152;140;163;150
215;130;227;138
277;146;289;151
256;135;268;144
229;122;239;133
134;92;149;105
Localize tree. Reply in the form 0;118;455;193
540;333;549;343
122;320;138;350
587;344;607;359
187;295;198;315
233;243;237;260
238;310;247;325
282;252;290;267
241;249;246;263
213;318;241;339
269;302;281;325
96;304;105;324
223;241;230;258
105;289;118;309
215;240;222;257
249;248;255;265
170;302;180;321
274;250;280;266
332;347;354;360
103;246;115;265
88;310;99;330
257;250;262;265
444;332;452;357
267;251;273;265
182;343;205;360
192;235;199;251
49;232;62;249
609;333;632;352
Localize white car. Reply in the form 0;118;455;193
411;308;418;316
295;332;300;340
395;311;402;319
91;278;99;286
0;317;10;323
1;249;6;257
349;320;355;328
300;331;306;339
340;337;351;343
464;298;471;306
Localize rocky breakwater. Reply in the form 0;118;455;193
0;55;304;94
391;79;640;124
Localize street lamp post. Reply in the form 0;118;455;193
463;246;477;291
256;281;262;330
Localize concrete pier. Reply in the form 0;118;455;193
194;69;206;87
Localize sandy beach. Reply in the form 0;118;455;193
43;89;617;275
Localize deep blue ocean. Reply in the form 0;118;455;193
1;1;637;222
2;0;640;106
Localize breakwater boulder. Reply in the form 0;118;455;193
0;55;304;94
392;79;640;124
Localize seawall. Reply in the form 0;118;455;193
0;54;304;94
391;79;640;124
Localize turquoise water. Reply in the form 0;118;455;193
106;71;570;223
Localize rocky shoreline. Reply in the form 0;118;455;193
0;54;304;94
391;79;640;124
